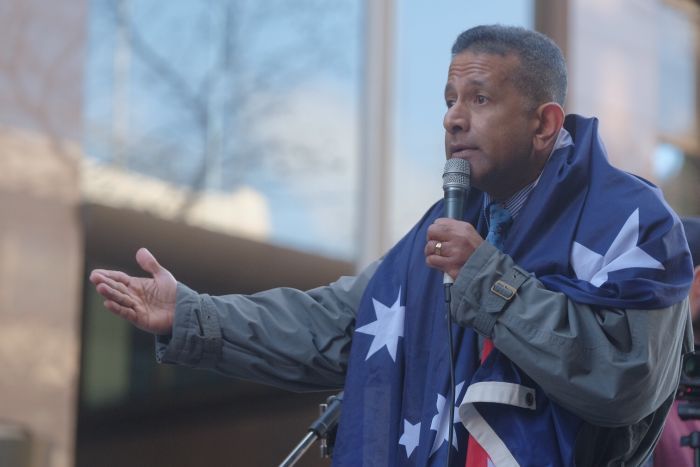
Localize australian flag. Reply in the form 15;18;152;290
332;115;693;466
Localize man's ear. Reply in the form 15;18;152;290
533;102;565;153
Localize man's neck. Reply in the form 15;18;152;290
483;127;573;220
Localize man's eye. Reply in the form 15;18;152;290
475;95;488;104
445;99;455;108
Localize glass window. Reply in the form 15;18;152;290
658;3;698;153
84;0;361;259
79;0;361;446
656;1;700;215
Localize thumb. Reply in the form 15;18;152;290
135;247;164;277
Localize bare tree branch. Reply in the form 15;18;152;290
91;0;352;217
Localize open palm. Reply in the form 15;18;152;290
89;248;177;335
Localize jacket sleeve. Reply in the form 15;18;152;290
155;261;380;392
450;241;693;426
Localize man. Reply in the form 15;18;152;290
653;217;700;466
90;25;693;466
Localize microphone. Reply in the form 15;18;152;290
442;158;470;285
441;158;470;467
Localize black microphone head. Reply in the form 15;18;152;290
442;158;470;192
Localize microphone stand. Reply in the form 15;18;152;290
279;392;344;467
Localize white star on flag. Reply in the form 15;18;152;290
571;208;664;287
430;381;465;455
355;288;405;362
399;419;421;458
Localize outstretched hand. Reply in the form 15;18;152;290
89;248;177;335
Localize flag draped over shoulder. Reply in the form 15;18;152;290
509;115;691;309
332;115;693;466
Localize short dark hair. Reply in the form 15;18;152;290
682;217;700;268
451;25;568;108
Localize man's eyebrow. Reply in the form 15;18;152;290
444;78;488;96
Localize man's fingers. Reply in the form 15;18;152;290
136;248;164;276
425;250;460;280
104;300;138;323
96;280;137;310
424;240;448;257
90;269;132;286
100;274;133;297
427;223;450;241
429;219;477;237
89;270;102;285
96;282;136;309
426;252;447;267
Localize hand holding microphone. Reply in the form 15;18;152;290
425;158;483;282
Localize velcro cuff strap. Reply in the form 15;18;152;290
196;300;223;365
473;266;529;338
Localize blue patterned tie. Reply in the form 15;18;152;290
485;203;513;250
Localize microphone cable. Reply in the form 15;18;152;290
445;283;456;467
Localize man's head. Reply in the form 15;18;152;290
682;217;700;334
452;25;567;109
444;25;567;200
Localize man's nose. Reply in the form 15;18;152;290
443;103;469;134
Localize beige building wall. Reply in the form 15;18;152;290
0;1;87;466
0;132;83;467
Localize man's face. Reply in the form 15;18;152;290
443;51;545;200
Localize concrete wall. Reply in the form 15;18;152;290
0;0;87;466
0;132;84;467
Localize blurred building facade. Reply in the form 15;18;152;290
0;1;87;466
0;0;699;466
